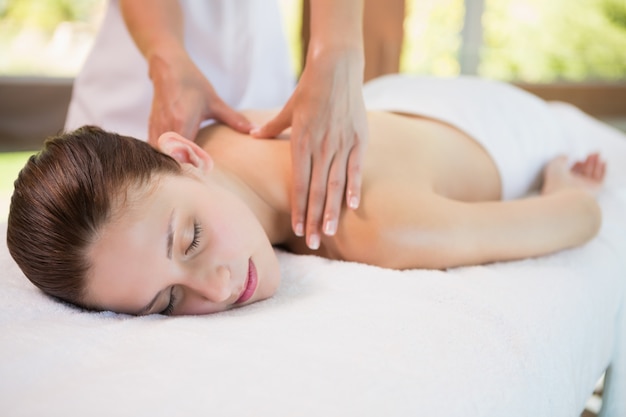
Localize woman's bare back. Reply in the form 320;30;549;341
361;111;501;202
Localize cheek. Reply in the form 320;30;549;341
208;199;266;252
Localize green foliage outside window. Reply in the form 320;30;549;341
401;0;465;77
604;0;626;29
0;0;100;33
480;0;626;82
401;0;626;82
0;0;103;75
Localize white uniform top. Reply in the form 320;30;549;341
65;0;295;140
363;75;589;200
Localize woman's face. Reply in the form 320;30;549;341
84;169;281;316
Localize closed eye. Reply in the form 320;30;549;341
186;221;202;255
160;287;176;316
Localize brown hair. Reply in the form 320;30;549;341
6;125;180;309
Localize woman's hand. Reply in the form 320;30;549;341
251;48;368;250
147;50;253;146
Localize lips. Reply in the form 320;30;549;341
235;258;258;304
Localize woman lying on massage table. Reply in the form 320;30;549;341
7;76;605;316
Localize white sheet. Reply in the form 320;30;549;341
1;103;625;417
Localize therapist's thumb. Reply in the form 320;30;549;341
250;109;291;139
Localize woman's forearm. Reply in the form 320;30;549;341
119;0;185;63
307;0;364;63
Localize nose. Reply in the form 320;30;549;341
188;265;232;303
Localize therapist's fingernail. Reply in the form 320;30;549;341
308;234;320;250
250;126;261;136
324;220;337;236
294;222;304;237
349;196;360;209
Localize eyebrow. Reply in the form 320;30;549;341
136;209;175;315
166;209;175;260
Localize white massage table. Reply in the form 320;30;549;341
0;102;625;417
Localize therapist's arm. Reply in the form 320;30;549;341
119;0;252;144
252;0;368;251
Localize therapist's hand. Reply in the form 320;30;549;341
251;50;368;250
147;50;253;145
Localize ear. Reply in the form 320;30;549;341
157;131;214;174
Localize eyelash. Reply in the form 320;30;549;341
161;287;176;316
186;221;202;255
160;221;201;315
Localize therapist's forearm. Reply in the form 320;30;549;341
307;0;364;61
119;0;185;62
